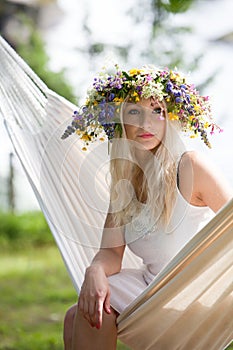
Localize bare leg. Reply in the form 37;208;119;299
63;304;76;350
63;303;118;350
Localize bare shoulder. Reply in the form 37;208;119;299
180;150;233;212
180;150;209;168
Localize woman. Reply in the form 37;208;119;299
61;65;232;349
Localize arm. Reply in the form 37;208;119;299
178;151;233;212
78;213;125;329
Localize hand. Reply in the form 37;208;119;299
78;265;112;329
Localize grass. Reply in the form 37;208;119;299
0;245;129;350
0;246;73;350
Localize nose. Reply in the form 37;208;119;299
139;109;152;129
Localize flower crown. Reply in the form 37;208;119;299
61;64;222;149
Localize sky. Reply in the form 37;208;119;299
0;0;233;211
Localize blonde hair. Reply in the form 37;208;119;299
109;101;186;228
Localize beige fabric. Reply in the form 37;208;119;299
117;200;233;349
0;36;232;349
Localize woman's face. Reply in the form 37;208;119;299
123;98;166;151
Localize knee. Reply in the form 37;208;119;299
64;304;77;329
63;304;77;349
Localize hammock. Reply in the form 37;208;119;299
0;36;232;350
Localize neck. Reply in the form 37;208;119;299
134;146;158;167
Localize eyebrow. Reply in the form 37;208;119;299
125;104;161;111
124;104;141;111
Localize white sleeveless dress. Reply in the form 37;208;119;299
108;189;214;314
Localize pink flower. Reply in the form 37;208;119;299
146;75;153;81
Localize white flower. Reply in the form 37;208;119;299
142;82;165;100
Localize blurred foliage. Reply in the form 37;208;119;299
154;0;196;14
15;14;77;104
130;0;200;70
0;0;210;101
0;211;53;249
80;0;201;72
0;3;76;104
75;0;216;93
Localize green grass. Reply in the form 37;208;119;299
0;245;129;350
0;246;72;350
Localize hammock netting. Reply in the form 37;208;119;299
0;36;232;350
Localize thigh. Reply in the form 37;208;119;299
72;306;118;350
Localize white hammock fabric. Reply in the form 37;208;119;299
0;36;232;350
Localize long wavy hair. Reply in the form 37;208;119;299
108;100;186;228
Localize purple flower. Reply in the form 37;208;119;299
175;97;182;103
166;82;173;92
173;91;181;97
99;99;106;107
108;93;115;101
98;110;106;122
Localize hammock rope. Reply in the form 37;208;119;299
0;36;232;350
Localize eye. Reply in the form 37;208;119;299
152;107;162;114
127;108;141;115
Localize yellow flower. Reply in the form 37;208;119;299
204;122;210;128
170;72;180;81
131;91;140;102
168;112;179;121
166;97;170;102
113;97;124;105
99;137;105;142
129;68;141;76
190;134;198;139
114;97;124;102
82;147;87;151
81;134;91;141
194;105;201;112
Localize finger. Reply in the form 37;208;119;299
103;291;111;314
88;297;97;326
95;299;104;329
81;296;91;320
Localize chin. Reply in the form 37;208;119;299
135;139;161;151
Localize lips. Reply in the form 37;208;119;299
138;133;154;139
